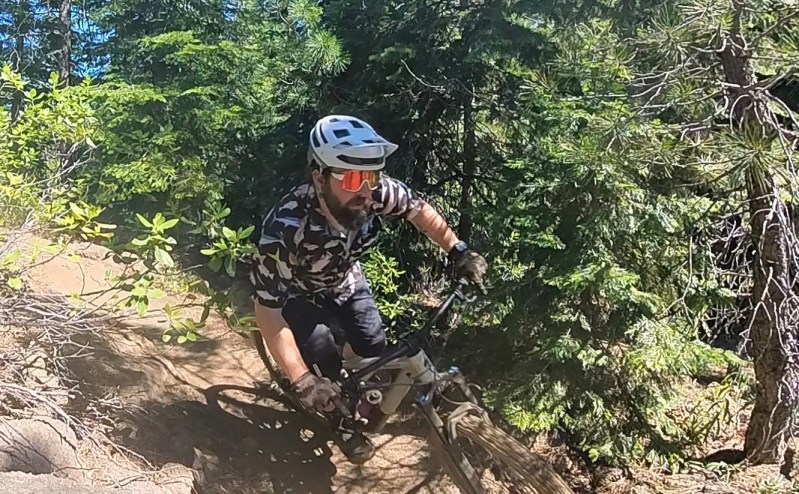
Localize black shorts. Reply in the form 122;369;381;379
282;277;386;380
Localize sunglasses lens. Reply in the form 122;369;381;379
341;170;380;191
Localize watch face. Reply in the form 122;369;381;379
452;241;468;255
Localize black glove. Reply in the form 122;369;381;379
292;371;348;414
449;242;488;288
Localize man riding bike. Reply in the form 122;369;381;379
251;115;488;464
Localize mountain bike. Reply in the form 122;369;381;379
252;280;574;494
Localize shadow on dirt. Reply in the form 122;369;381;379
117;383;339;494
49;293;453;493
51;318;333;493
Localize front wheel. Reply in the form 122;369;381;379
424;406;574;494
455;414;574;494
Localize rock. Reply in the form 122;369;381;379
0;417;83;480
0;471;139;493
154;462;197;494
191;447;221;487
117;478;166;494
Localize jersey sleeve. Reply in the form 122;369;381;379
372;175;424;220
250;205;301;309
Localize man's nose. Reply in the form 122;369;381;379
356;182;372;197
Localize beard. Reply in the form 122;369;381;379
321;181;370;230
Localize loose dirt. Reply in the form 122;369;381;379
7;235;792;493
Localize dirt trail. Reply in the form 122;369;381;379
13;236;793;494
21;238;461;493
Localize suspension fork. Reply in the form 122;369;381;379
448;366;482;406
377;349;438;416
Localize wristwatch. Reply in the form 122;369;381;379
448;240;469;261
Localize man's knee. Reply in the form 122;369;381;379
350;328;386;358
344;281;386;358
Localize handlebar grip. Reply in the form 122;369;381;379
455;277;487;296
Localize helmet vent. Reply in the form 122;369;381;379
333;129;350;138
337;155;384;166
349;120;364;128
311;131;320;148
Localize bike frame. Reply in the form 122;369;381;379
336;281;473;417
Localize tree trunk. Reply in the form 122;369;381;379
720;4;799;466
743;166;798;465
458;82;476;242
57;0;72;86
10;1;31;121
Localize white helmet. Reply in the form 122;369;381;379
308;115;399;171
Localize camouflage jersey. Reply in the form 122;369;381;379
250;176;423;309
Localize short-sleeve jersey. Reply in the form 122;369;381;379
250;175;423;308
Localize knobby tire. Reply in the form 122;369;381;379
450;414;574;494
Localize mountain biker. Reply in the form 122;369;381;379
250;115;488;464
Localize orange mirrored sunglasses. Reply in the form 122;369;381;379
329;169;381;192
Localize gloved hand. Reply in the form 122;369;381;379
452;249;488;289
292;371;348;414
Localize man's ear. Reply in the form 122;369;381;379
311;168;324;187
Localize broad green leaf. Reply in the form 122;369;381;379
240;225;255;238
69;202;86;218
186;331;197;342
7;277;23;290
178;335;187;344
148;288;165;299
162;332;172;343
161;218;180;230
6;172;23;186
225;256;236;277
137;300;148;317
222;226;237;241
136;213;153;228
42;243;62;254
209;256;223;272
130;237;148;246
154;247;174;268
0;250;21;266
200;248;218;256
131;286;147;297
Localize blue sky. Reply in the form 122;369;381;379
0;1;111;79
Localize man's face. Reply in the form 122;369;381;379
316;169;374;230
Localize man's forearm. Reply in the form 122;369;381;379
410;201;459;252
255;303;309;382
